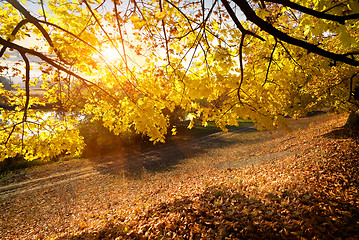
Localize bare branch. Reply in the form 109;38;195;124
82;0;125;64
260;0;266;9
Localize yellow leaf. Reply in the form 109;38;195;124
188;120;194;129
130;15;140;23
187;113;196;121
155;10;166;20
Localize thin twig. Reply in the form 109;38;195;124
278;41;305;72
113;0;129;72
39;0;46;21
159;0;170;67
263;37;278;87
36;20;137;102
83;0;140;91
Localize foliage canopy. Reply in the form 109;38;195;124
0;0;358;161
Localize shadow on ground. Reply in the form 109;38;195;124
89;113;338;179
321;126;359;140
89;125;257;179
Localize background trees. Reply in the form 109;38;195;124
0;0;358;161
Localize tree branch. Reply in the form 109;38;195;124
349;71;359;102
263;37;278;87
277;41;305;72
0;19;29;58
0;37;119;102
232;0;359;66
159;0;170;67
39;0;47;21
36;20;138;102
238;33;245;103
6;0;69;64
82;0;141;96
19;51;30;122
113;0;129;71
265;0;359;24
220;0;265;41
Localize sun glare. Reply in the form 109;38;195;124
93;44;146;68
102;47;121;61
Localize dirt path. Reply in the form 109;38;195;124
0;126;252;199
0;113;347;239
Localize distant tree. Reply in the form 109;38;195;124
0;0;358;161
0;76;13;91
0;76;13;109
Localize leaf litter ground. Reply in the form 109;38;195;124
0;113;358;239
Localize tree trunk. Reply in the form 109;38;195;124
345;110;359;130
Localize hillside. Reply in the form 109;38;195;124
0;113;358;239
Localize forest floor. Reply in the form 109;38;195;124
0;113;358;239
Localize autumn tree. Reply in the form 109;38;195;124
0;0;358;161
